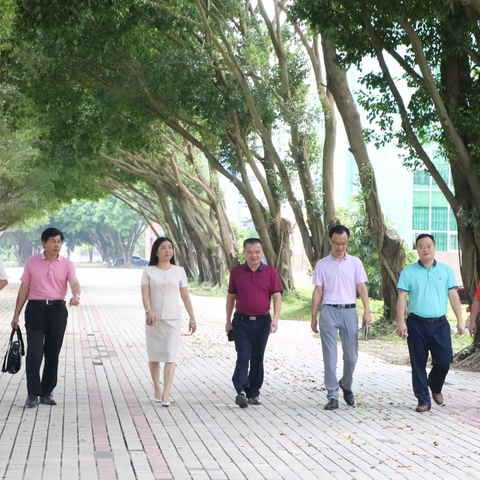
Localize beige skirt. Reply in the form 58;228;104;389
146;318;182;363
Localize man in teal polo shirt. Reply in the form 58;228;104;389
397;233;464;412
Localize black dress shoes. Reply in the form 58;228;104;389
40;394;57;406
324;399;339;410
431;391;443;405
25;395;38;408
415;404;431;413
339;381;355;406
235;392;249;408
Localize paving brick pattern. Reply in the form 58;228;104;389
1;267;480;480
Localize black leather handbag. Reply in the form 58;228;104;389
1;328;25;374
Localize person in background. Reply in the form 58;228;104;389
141;237;196;407
11;227;81;408
226;238;282;408
0;257;8;292
311;225;372;411
397;233;464;412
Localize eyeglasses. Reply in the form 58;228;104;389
417;245;433;251
332;242;348;248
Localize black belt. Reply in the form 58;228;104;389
235;311;269;321
325;304;356;309
409;313;446;324
29;300;66;305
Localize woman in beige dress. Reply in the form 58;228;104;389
141;237;196;406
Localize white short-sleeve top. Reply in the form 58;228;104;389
0;258;7;281
141;264;188;319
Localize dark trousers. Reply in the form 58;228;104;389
232;312;271;398
25;301;68;396
406;316;453;408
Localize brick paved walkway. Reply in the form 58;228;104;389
1;267;480;480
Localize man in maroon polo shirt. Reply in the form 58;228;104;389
226;238;282;408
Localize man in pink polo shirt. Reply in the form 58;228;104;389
226;238;283;408
311;225;372;410
11;228;81;408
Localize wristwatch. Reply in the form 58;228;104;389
145;309;150;314
74;294;81;300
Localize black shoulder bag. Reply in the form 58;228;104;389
1;328;25;374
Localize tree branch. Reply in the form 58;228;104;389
364;21;458;210
401;20;480;205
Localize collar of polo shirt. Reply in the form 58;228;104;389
244;262;264;271
418;259;437;268
330;251;349;261
42;252;62;262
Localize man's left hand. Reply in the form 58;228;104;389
363;312;372;326
457;322;465;336
270;320;278;333
69;296;80;307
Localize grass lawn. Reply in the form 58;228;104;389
189;279;473;366
189;279;313;320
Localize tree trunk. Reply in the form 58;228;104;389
153;185;194;271
440;48;480;306
185;144;239;271
229;125;295;289
177;196;224;286
258;1;326;265
322;36;405;321
452;166;479;305
322;105;337;255
381;230;406;319
183;229;198;278
458;224;479;301
269;218;294;291
14;232;33;267
88;231;114;263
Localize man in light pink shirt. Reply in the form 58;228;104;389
311;225;371;410
11;228;81;408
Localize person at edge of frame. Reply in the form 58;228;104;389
311;224;372;411
225;238;283;408
397;233;464;413
468;279;480;338
0;256;8;292
11;227;81;408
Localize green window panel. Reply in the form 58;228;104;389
413;207;429;230
413;170;430;188
450;209;457;230
434;232;447;251
431;207;448;231
413;191;430;207
450;234;458;251
431;191;448;207
432;167;449;189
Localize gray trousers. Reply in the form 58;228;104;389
319;305;359;400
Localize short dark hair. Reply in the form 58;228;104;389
329;225;350;238
415;233;435;246
243;238;262;249
41;227;64;243
148;237;176;266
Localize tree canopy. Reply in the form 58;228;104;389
295;0;480;298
